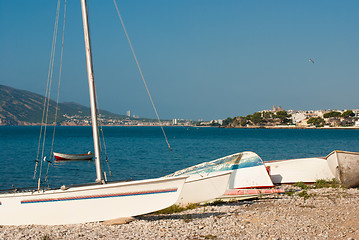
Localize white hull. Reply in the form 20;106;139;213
0;176;187;225
175;171;232;207
229;164;273;189
326;150;359;188
167;152;274;189
264;157;334;184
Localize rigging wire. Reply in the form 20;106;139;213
35;0;62;190
99;123;112;179
34;0;62;180
45;0;68;185
92;91;113;180
112;0;172;151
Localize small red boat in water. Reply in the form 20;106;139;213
53;151;94;161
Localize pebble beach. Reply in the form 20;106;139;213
1;185;358;240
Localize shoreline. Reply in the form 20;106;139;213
1;185;358;239
1;124;359;130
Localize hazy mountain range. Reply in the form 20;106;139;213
0;85;128;125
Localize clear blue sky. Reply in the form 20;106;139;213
1;1;358;120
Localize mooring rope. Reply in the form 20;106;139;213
112;0;172;151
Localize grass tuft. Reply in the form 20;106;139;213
293;182;308;190
314;179;342;188
154;203;199;214
297;190;313;200
285;191;295;197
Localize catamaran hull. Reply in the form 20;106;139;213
264;157;334;184
175;171;232;207
326;150;359;188
0;176;187;225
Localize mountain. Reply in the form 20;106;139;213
0;85;128;125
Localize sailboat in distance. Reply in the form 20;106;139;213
0;0;187;226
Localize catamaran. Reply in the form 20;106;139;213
0;0;187;225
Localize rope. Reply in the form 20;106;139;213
44;0;67;185
49;0;67;161
94;92;113;179
34;0;61;179
112;0;172;151
35;0;61;190
100;127;112;178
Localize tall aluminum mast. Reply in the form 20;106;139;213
80;0;103;182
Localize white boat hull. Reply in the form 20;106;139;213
326;150;359;188
230;164;273;189
175;171;232;207
53;152;93;161
167;152;274;189
0;176;187;225
264;157;334;184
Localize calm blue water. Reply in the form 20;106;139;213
1;126;359;190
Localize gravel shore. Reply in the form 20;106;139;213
1;186;358;240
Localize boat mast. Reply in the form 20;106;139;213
80;0;103;182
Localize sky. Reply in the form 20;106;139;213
1;1;358;121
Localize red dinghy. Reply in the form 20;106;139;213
53;151;94;161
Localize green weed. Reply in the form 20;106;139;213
154;203;199;214
285;191;295;197
314;178;342;188
297;190;312;200
293;182;308;190
154;204;185;214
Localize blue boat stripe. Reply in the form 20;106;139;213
21;188;177;204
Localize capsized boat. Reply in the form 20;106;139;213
54;151;93;161
326;150;359;188
264;157;335;184
0;0;187;225
167;151;274;189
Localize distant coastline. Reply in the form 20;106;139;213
1;124;359;130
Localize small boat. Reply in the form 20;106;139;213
326;150;359;188
167;151;274;189
53;151;94;161
264;157;335;184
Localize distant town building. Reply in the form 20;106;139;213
291;112;307;124
126;110;131;117
353;109;359;118
272;105;284;112
172;119;178;125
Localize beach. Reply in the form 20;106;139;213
1;185;358;240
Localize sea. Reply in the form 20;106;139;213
1;126;359;190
